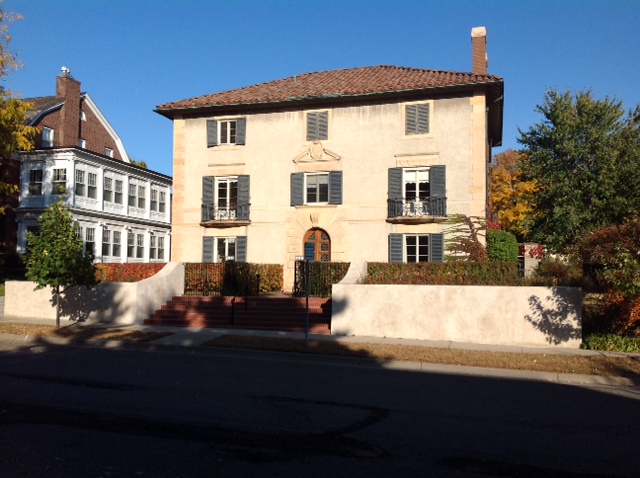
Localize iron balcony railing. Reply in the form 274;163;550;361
201;203;250;222
387;196;447;219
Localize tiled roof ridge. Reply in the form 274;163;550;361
157;64;502;112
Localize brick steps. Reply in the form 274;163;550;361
144;295;332;334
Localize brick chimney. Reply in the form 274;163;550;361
55;67;81;147
471;27;488;75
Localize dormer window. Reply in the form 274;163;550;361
105;148;113;157
78;138;86;148
42;127;54;147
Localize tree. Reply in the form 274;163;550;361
489;149;537;239
444;214;488;262
518;89;640;252
26;202;98;327
129;158;148;169
0;2;37;213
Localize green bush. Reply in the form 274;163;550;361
582;334;640;353
527;257;583;287
486;229;519;262
365;262;520;286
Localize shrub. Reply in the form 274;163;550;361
365;261;520;286
487;229;519;262
582;334;640;353
95;263;167;282
184;262;283;296
527;257;583;286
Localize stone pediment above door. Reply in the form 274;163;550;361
293;141;341;164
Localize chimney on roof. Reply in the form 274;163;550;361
471;27;488;75
55;67;81;147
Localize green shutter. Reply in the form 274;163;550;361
328;171;342;204
291;173;304;206
236;117;246;145
389;234;404;263
236;236;247;262
237;175;250;220
306;112;317;141
430;233;444;263
405;105;417;135
202;176;215;221
203;237;214;263
317;111;328;140
430;166;446;216
417;103;429;134
206;120;218;147
388;168;403;217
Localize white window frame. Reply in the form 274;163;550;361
215;177;238;219
75;169;86;196
113;230;122;257
305;173;329;204
79;138;86;149
137;185;146;209
218;119;237;145
52;168;67;195
150;235;157;259
105;147;113;157
42;127;54;147
150;189;158;211
28;169;43;195
114;179;123;204
128;183;137;207
404;234;430;263
158;236;165;260
88;172;97;199
85;227;95;255
136;233;144;259
103;177;113;202
102;229;111;257
215;237;236;263
159;191;166;213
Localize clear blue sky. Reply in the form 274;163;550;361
3;0;639;177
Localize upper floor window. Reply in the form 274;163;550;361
78;138;86;149
202;175;250;222
151;189;158;211
387;166;446;219
114;179;123;204
52;168;67;195
405;103;430;136
104;177;113;202
306;111;328;141
105;148;113;158
42;127;54;147
29;169;43;195
159;191;166;213
137;185;146;209
75;170;85;196
157;236;165;260
290;171;342;206
207;117;246;147
128;184;137;207
88;173;97;199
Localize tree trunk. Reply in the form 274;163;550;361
55;286;60;328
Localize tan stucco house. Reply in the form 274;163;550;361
156;27;503;290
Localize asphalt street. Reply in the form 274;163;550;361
1;338;639;477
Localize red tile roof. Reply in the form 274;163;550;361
156;65;503;113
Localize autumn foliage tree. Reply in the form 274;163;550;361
0;2;37;212
489;149;536;240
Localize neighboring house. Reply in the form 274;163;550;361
156;27;503;289
14;68;172;263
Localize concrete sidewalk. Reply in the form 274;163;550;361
2;296;639;389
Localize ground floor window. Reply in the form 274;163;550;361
202;236;247;263
389;233;444;263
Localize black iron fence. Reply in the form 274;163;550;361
387;196;447;218
201;203;250;222
185;262;261;296
293;260;350;298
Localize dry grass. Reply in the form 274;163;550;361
0;323;171;343
205;335;640;380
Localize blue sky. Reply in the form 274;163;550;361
3;0;639;177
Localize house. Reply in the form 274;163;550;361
13;68;172;262
155;27;503;289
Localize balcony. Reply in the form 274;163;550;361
386;196;447;224
201;203;250;228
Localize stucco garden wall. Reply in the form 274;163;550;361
332;264;582;348
4;262;184;326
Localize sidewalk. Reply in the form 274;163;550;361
1;296;639;388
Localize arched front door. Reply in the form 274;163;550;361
303;228;331;261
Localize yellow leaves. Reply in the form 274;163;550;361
490;149;537;237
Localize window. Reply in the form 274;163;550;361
88;172;97;199
201;176;250;222
104;177;113;202
113;231;121;257
206;117;246;147
128;183;136;207
85;227;95;255
202;236;247;263
105;148;113;157
159;191;166;213
114;180;123;204
75;170;85;196
79;138;86;148
405;103;430;135
306;111;328;141
157;236;165;260
389;233;444;263
136;233;144;259
102;230;111;257
127;232;135;258
388;166;446;218
151;189;158;211
52;168;67;195
290;171;342;206
42;127;54;147
150;235;157;259
28;169;43;195
137;185;146;209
